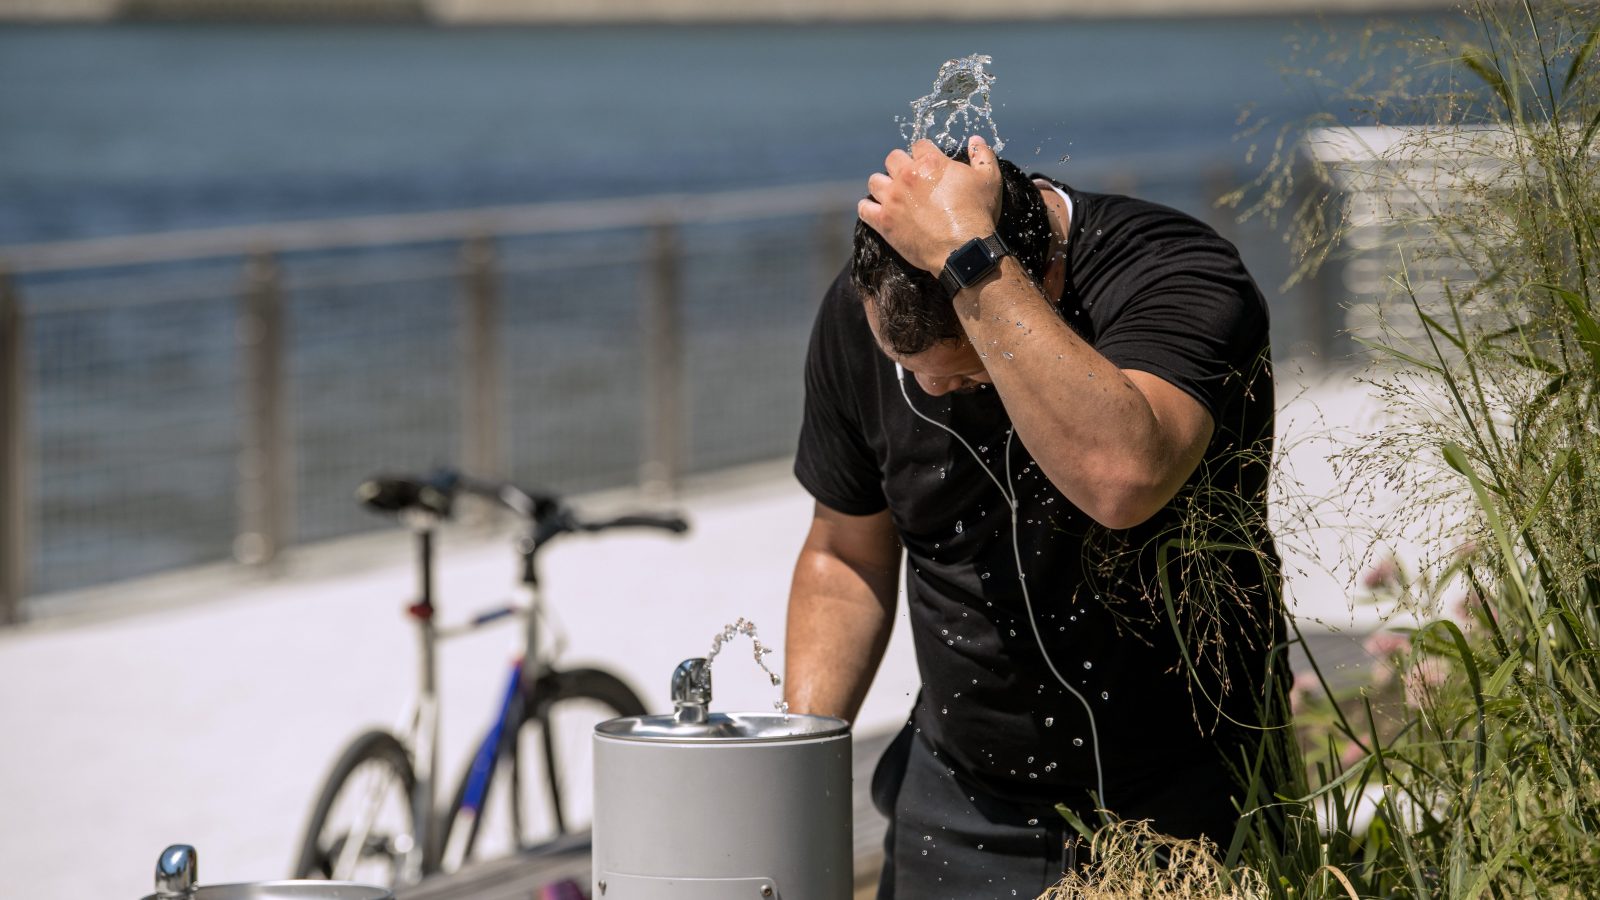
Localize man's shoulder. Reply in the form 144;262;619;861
814;264;878;355
1076;186;1227;247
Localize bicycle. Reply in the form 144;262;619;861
292;468;689;886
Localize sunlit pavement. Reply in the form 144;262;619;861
0;370;1392;899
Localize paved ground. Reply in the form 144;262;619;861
0;370;1408;899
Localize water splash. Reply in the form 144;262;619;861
707;617;787;713
899;53;1005;153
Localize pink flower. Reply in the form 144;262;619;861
1404;656;1451;709
1363;631;1411;659
1289;669;1322;715
1360;555;1402;591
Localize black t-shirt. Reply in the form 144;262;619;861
794;183;1284;807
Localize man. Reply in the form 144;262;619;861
783;136;1286;898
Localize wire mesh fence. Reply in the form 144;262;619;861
23;265;241;596
0;166;1338;622
0;184;862;621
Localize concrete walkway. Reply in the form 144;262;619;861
0;370;1402;899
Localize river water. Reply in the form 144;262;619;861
0;17;1424;244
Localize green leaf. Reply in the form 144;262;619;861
1485;652;1523;697
1352;335;1444;373
1298;753;1375;803
1566;23;1600;92
1462;831;1523;900
1507;352;1563;374
1054;803;1096;841
1419;308;1467;352
1536;282;1600;372
1443;442;1531;602
1463;45;1515;113
1442;444;1504;497
1578;104;1600;158
1515;448;1571;541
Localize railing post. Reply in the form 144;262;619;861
236;250;292;567
0;269;27;625
640;221;684;496
813;205;851;301
460;235;503;480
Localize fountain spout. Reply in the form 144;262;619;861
671;657;712;725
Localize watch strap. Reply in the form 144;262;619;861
938;233;1010;298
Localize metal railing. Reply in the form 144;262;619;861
0;162;1339;624
0;182;863;623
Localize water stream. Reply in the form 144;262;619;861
900;53;1006;153
707;617;788;714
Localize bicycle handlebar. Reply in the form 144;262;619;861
356;469;690;542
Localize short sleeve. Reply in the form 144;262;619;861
1091;231;1268;422
794;272;888;516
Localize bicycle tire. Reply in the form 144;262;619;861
293;729;420;886
439;667;645;864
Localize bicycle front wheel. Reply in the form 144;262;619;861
442;667;645;864
293;729;420;886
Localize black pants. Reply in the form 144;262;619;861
870;724;1247;900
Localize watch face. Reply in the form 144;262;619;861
949;238;1001;286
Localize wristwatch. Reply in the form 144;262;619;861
938;233;1010;299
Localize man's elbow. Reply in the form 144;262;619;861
1080;468;1178;531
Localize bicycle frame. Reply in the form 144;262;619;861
332;525;445;884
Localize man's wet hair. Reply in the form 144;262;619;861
851;147;1053;356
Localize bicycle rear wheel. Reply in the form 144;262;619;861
441;667;645;865
294;729;420;886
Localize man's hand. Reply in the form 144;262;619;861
858;136;1003;276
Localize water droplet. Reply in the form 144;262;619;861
1082;661;1093;670
976;844;984;850
1027;818;1039;826
1101;691;1109;700
954;520;963;534
1008;629;1016;636
981;572;991;580
1044;717;1054;727
924;835;933;841
941;707;948;714
1073;737;1085;747
941;629;949;636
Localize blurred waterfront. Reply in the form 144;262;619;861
0;17;1427;613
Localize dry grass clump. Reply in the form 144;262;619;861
1036;820;1272;900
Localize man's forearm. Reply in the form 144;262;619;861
784;544;899;723
956;258;1191;527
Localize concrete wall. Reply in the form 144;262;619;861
0;0;1455;24
437;0;1453;23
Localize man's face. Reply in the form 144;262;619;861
863;298;992;397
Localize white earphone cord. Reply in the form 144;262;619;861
894;363;1107;810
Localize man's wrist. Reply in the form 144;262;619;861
938;233;1011;299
